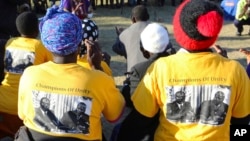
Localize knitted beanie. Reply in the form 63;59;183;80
173;0;224;51
39;6;83;56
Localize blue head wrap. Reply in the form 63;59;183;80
39;6;83;56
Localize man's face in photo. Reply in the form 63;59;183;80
175;91;185;104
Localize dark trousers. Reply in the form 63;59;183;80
234;18;250;33
14;127;107;141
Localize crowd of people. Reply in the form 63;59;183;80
25;0;183;14
0;0;250;141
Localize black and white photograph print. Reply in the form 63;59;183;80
4;48;35;74
166;90;195;122
166;85;231;125
32;90;92;134
197;85;230;125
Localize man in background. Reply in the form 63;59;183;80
112;5;149;74
234;0;250;36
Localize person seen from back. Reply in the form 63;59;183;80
116;23;176;141
15;6;125;141
116;0;250;140
77;18;112;76
0;0;31;83
112;5;149;73
0;11;52;138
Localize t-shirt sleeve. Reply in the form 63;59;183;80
231;64;250;118
34;41;52;65
102;75;125;122
101;61;112;76
18;67;30;120
131;64;159;118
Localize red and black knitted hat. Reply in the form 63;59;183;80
173;0;224;51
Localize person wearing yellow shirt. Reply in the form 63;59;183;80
77;18;112;76
0;11;52;138
15;6;125;141
116;0;250;140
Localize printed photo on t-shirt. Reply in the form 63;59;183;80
32;90;92;134
4;48;35;74
165;85;231;125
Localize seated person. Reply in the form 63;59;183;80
77;18;112;76
15;6;125;141
0;0;30;83
115;0;250;140
116;23;176;141
112;5;149;73
0;11;52;138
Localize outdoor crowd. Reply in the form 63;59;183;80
0;0;250;141
18;0;175;15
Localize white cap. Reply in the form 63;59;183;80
140;23;169;53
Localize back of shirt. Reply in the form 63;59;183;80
77;55;112;76
0;37;52;115
18;62;125;140
132;52;250;141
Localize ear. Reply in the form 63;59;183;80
141;48;150;59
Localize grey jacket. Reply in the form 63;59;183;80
112;21;149;72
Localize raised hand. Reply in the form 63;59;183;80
85;39;103;71
211;44;228;58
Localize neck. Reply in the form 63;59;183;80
21;32;38;38
186;48;213;53
21;35;37;38
52;52;78;64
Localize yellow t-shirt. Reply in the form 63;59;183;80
18;61;125;140
0;37;52;115
77;55;112;76
235;0;249;20
132;51;250;141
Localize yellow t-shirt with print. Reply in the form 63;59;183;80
132;51;250;141
0;37;52;115
18;61;125;140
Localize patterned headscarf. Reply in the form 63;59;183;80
82;19;99;41
39;6;83;56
